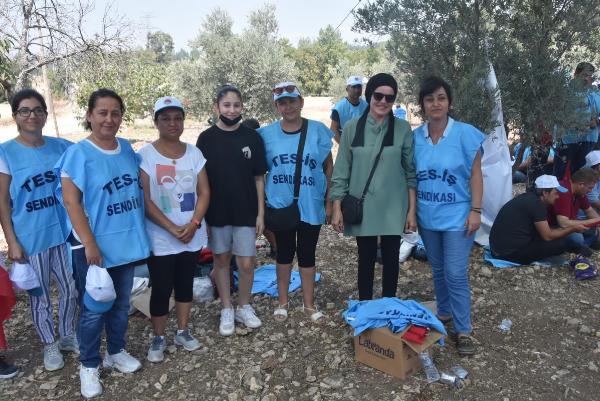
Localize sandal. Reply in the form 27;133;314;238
303;305;325;322
456;334;475;356
273;303;288;322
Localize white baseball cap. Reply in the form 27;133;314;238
153;96;184;118
585;150;600;167
9;262;42;296
272;82;301;101
346;76;363;86
84;264;116;313
534;174;568;193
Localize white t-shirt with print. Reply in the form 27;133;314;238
138;143;208;256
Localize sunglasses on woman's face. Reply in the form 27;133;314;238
272;85;297;95
372;92;396;103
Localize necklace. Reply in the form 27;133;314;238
154;141;185;165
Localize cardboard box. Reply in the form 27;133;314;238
131;287;175;318
353;325;443;380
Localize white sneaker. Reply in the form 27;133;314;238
102;350;141;373
147;336;166;363
80;365;102;398
219;307;235;336
43;341;64;371
235;304;262;329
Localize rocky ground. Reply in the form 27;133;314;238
1;224;599;401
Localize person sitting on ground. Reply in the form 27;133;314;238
547;168;600;255
490;175;588;264
583;150;600;213
330;76;368;144
513;143;555;184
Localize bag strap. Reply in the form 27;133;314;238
359;118;394;202
292;118;309;202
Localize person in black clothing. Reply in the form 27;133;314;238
196;85;267;336
490;175;588;264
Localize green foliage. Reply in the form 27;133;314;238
289;25;348;95
0;37;13;101
355;0;497;133
146;31;175;64
172;4;296;123
73;50;172;122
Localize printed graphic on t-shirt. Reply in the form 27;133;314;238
242;146;251;159
155;164;195;213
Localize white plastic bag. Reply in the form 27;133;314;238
193;277;214;302
399;240;416;262
128;277;149;315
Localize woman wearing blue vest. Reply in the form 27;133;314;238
55;89;150;398
331;73;417;301
258;82;333;321
0;89;77;372
413;76;484;356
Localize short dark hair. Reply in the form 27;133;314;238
85;89;125;130
575;62;595;76
11;88;47;114
154;107;185;122
572;167;598;185
215;84;242;104
418;76;453;110
241;118;260;130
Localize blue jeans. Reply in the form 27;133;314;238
71;247;135;368
565;228;599;249
419;228;474;335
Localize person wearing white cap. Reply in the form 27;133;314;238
196;85;267;336
583;150;600;212
547;167;600;255
0;89;78;373
258;82;333;322
56;89;151;398
490;175;589;263
330;76;368;144
138;96;210;362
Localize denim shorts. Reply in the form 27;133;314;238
209;226;256;256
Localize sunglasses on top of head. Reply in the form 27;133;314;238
272;85;297;95
372;92;396;103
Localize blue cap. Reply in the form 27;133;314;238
273;82;301;101
84;291;114;313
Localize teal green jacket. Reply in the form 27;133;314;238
330;114;416;236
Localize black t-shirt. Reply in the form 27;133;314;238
196;124;267;227
489;192;548;256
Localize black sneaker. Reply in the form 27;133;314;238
440;317;457;341
0;356;19;379
576;246;593;257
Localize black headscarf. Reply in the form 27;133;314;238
352;73;398;147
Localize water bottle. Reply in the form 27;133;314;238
499;318;512;332
418;351;440;383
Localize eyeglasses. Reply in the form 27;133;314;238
16;107;47;117
272;85;297;95
372;92;396;103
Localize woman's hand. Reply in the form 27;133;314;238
256;214;265;237
465;211;481;236
325;200;333;225
179;223;198;244
331;208;344;233
85;241;103;266
404;209;417;232
167;224;185;240
7;239;27;263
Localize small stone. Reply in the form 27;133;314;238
249;376;263;392
302;348;312;358
183;364;194;372
228;393;239;401
589;361;599;372
283;368;293;379
321;375;344;389
579;325;592;334
308;387;319;396
326;302;335;310
154;382;162;391
39;380;58;390
159;374;168;385
166;345;177;354
566;318;582;326
479;266;493;278
306;375;317;383
236;327;251;336
261;357;277;371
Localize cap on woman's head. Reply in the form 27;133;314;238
365;73;398;103
154;96;184;118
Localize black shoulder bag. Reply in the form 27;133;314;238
341;113;394;224
264;118;308;232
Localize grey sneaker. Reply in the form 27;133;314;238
147;336;166;363
174;329;201;351
43;341;64;371
59;334;80;354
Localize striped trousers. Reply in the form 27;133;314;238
28;243;78;344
